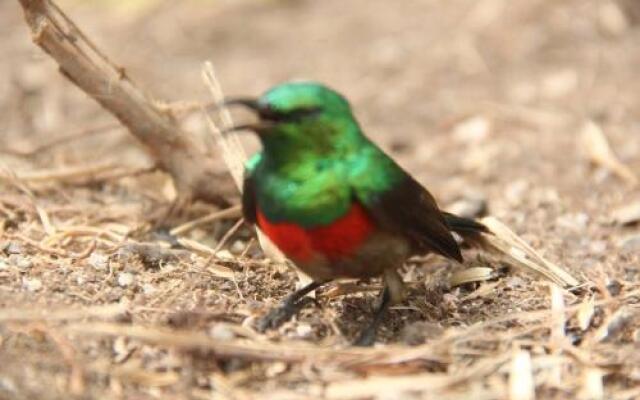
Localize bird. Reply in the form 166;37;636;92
221;82;488;345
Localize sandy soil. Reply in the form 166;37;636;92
1;0;640;399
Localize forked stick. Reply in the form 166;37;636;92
17;0;230;207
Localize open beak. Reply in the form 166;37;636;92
216;97;276;134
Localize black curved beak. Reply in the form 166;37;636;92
217;97;276;134
219;98;262;112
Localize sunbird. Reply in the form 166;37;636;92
222;82;487;345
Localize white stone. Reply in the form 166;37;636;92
23;278;42;292
117;272;135;287
88;252;109;270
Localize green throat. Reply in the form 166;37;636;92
243;82;404;227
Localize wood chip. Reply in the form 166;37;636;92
450;267;495;286
612;201;640;225
581;368;604;400
509;350;534;400
577;296;596;331
550;284;566;343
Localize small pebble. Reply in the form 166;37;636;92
452;116;491;143
606;279;622;296
230;240;245;255
9;255;32;270
400;321;444;345
4;242;23;255
295;323;313;338
215;250;234;260
265;362;288;378
442;293;458;311
618;234;640;254
142;284;156;295
557;213;589;231
209;324;236;340
0;260;9;271
590;240;607;254
88;252;109;270
22;278;42;292
447;194;488;219
112;336;132;363
117;272;135;287
16;258;33;270
504;276;526;289
505;180;529;205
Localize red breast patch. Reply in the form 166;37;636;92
256;203;375;263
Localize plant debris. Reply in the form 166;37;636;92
1;0;639;399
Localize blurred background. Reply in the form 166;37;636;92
2;0;639;208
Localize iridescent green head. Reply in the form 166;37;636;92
222;82;364;161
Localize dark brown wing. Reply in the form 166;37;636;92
442;212;489;248
361;175;463;263
241;171;257;225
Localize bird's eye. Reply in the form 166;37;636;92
261;106;321;122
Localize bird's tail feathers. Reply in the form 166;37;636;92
443;212;490;248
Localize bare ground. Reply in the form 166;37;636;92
1;0;640;399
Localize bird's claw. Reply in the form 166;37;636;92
256;296;314;332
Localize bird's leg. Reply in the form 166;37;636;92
353;285;391;346
257;280;328;332
353;269;405;346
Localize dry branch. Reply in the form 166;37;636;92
17;0;231;207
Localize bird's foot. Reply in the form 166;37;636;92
256;296;315;332
352;285;392;346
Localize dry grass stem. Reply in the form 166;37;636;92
0;166;56;235
15;162;118;183
0;304;128;322
201;61;287;264
480;217;579;287
0;123;121;158
170;205;242;236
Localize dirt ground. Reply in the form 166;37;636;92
1;0;640;399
